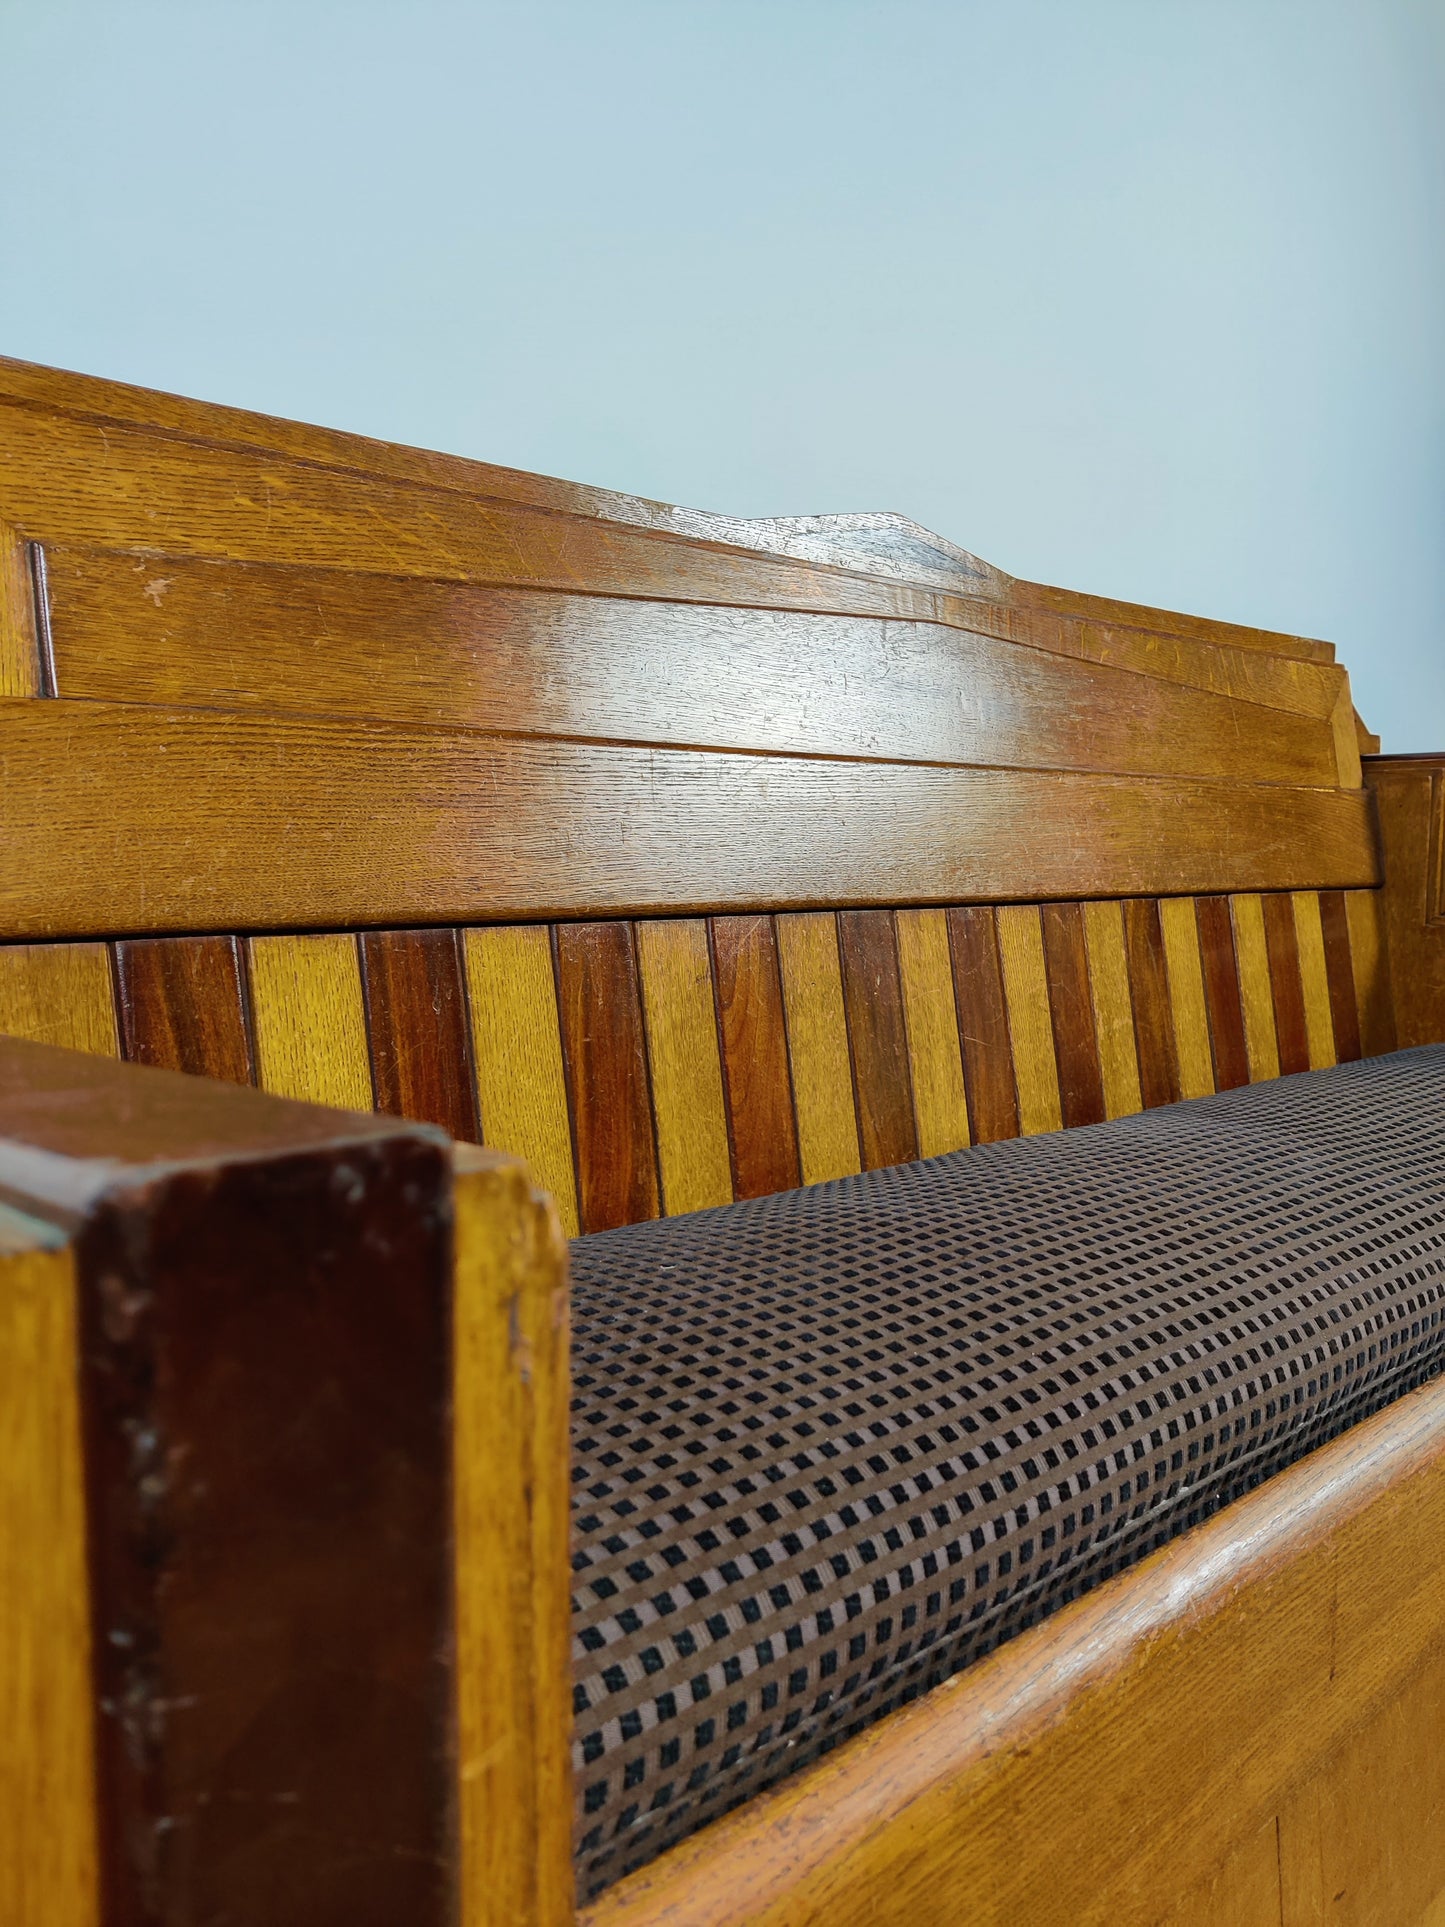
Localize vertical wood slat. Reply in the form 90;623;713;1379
0;521;42;698
710;915;801;1201
247;933;374;1110
775;912;861;1185
1158;898;1215;1101
114;935;254;1084
1081;900;1144;1121
0;943;120;1058
1291;891;1338;1070
463;925;580;1239
635;919;733;1215
0;1209;100;1927
1041;902;1105;1129
1316;891;1363;1064
996;904;1063;1137
948;906;1019;1143
838;909;918;1171
360;928;480;1141
1262;891;1312;1075
1194;895;1250;1092
556;921;660;1233
894;909;971;1157
1229;894;1281;1084
1122;899;1181;1109
1343;888;1397;1057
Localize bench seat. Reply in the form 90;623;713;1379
570;1047;1445;1897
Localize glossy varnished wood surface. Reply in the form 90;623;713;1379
114;934;253;1083
1366;755;1445;1050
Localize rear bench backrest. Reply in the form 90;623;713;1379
0;359;1392;1237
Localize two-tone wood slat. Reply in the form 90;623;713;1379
0;888;1395;1239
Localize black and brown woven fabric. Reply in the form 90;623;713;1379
569;1048;1445;1896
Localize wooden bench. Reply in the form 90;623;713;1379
1;353;1442;1925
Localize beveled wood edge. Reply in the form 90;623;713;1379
582;1370;1445;1927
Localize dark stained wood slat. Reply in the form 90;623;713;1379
1318;890;1364;1064
1039;902;1106;1129
360;927;480;1141
114;935;253;1084
709;916;800;1201
1195;895;1251;1092
837;910;918;1171
946;907;1019;1144
556;921;659;1233
1122;899;1181;1109
1262;892;1312;1075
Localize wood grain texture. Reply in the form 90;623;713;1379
837;910;918;1171
1229;894;1282;1084
1343;887;1397;1057
582;1371;1445;1927
1195;894;1250;1092
893;909;970;1157
1291;891;1338;1070
1262;891;1312;1075
1040;902;1105;1128
1080;899;1144;1120
452;1147;573;1927
1317;891;1364;1065
775;913;861;1185
0;520;41;697
462;925;580;1238
709;916;801;1201
114;935;253;1084
996;904;1063;1136
1123;898;1181;1109
556;921;660;1233
948;907;1019;1143
1160;1818;1282;1927
1159;897;1216;1101
360;927;480;1140
0;941;119;1056
0;701;1382;941
247;932;374;1110
1365;759;1445;1051
635;919;733;1215
1329;682;1364;789
0;1209;99;1927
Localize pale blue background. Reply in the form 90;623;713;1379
2;0;1441;746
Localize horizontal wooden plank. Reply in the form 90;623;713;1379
1015;572;1334;663
0;702;1381;939
43;548;1341;785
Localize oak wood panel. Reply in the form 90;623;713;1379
0;941;119;1057
556;921;660;1233
1161;1818;1282;1927
1040;901;1106;1128
1330;682;1364;789
775;913;861;1185
893;909;971;1157
1081;899;1145;1120
948;907;1020;1143
1366;759;1445;1051
0;1208;99;1927
462;925;580;1238
1291;891;1338;1070
453;1147;573;1927
1317;891;1364;1065
1122;898;1181;1109
1229;893;1282;1084
0;701;1382;941
709;916;801;1201
1195;894;1250;1092
42;547;1343;787
1343;887;1397;1057
114;934;253;1084
1262;891;1312;1076
1016;572;1334;663
246;932;374;1110
837;910;918;1171
996;904;1063;1136
583;1371;1445;1927
0;519;40;697
360;927;480;1140
1158;898;1215;1101
635;919;733;1216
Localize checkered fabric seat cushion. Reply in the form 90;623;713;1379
569;1047;1445;1898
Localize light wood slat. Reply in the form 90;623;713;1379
0;703;1382;942
247;933;374;1110
0;1209;99;1927
1080;899;1144;1120
995;904;1063;1136
0;942;119;1056
894;909;970;1157
0;521;40;698
43;551;1340;789
775;913;861;1185
1158;898;1216;1100
1343;889;1396;1057
1329;682;1363;788
1160;1817;1281;1927
1291;891;1338;1069
635;919;733;1216
462;926;580;1240
1229;894;1282;1084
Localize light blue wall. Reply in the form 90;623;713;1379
2;1;1441;745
